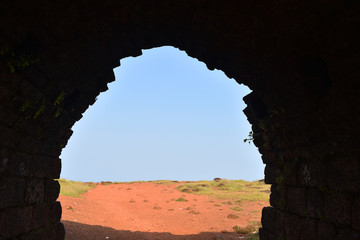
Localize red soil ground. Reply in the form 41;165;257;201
58;182;268;240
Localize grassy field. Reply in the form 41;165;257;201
58;178;269;202
175;179;270;202
57;179;96;198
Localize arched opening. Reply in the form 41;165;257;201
60;46;263;182
58;46;269;239
2;2;358;239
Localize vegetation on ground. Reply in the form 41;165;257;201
58;178;96;198
227;213;239;219
233;221;262;236
243;233;260;240
175;179;269;202
153;180;180;185
175;197;188;202
103;180;179;185
59;178;269;204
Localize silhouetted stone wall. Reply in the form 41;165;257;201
1;1;359;239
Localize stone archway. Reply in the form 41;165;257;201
1;1;359;239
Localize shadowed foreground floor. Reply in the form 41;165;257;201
62;220;244;240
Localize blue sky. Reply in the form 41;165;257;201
60;46;264;182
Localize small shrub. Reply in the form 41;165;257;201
153;206;161;210
227;214;239;219
222;201;233;205
175;197;188;202
233;225;255;234
188;210;200;214
100;181;113;185
244;233;260;240
231;206;243;211
233;221;261;234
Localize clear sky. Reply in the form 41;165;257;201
59;46;264;182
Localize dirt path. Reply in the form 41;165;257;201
58;182;268;240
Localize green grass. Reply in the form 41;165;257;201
102;180;179;185
58;178;96;198
175;179;270;202
233;221;261;234
153;180;179;185
244;233;260;240
175;197;188;202
58;178;269;203
231;206;243;211
108;180;147;184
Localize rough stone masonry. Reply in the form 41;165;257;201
0;1;360;239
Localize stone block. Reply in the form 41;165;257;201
0;125;17;148
259;228;279;240
44;179;60;202
0;148;9;173
298;161;326;188
270;184;280;208
0;206;32;238
352;194;360;231
306;187;324;219
0;176;26;208
262;207;277;232
265;164;279;184
8;152;37;177
19;222;65;240
261;152;277;164
0;86;10;102
18;134;42;154
298;219;318;240
34;156;61;179
0;105;19;127
262;207;287;237
283;213;301;239
40;142;63;159
25;178;45;204
324;191;353;225
337;226;360;240
286;187;306;216
317;221;337;240
32;202;62;229
51;157;62;179
327;158;360;192
253;132;265;147
274;209;286;237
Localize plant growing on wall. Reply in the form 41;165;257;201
244;131;254;144
0;46;36;73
